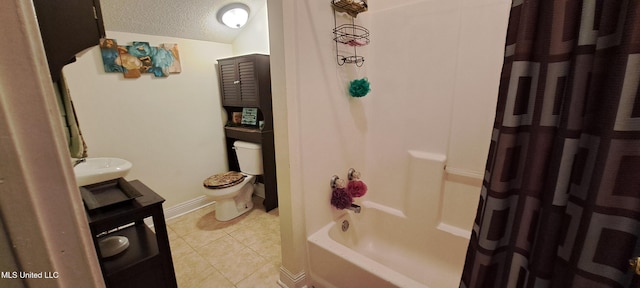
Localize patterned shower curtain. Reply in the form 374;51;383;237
460;1;640;287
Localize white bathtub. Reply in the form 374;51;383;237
308;201;470;288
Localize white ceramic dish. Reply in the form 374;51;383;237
98;235;129;258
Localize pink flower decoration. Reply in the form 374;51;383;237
331;187;353;209
347;180;367;197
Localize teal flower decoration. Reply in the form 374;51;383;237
349;78;371;97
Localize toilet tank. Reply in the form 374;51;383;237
234;141;263;175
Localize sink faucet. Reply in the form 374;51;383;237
347;203;361;213
73;158;86;167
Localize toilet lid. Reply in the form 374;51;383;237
203;171;246;189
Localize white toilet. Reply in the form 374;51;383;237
203;141;263;221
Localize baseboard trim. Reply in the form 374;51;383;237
144;195;215;227
278;266;307;288
164;195;216;221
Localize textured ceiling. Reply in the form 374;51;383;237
100;0;266;44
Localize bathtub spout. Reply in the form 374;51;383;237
347;203;361;213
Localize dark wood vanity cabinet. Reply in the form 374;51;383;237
32;0;105;82
86;180;177;288
217;54;278;211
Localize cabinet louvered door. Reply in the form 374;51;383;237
237;58;259;107
219;60;241;106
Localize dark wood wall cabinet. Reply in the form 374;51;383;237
86;180;177;288
32;0;106;82
217;54;278;211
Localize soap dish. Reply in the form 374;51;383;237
99;235;129;258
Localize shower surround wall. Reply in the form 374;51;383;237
367;0;511;231
281;0;511;284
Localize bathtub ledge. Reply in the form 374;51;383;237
362;201;407;219
437;222;471;239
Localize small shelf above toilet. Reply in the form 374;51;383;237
224;126;263;143
225;126;263;134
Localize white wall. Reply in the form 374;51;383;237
366;0;462;211
278;1;372;237
367;0;510;231
233;3;270;55
442;0;511;230
63;31;233;208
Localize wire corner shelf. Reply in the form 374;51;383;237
331;0;369;67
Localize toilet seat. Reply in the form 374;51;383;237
203;174;255;199
203;171;245;189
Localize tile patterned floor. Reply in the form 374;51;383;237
166;196;282;288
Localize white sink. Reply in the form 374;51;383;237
73;157;132;186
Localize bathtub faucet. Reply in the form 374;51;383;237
347;203;361;213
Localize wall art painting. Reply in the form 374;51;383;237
99;38;181;78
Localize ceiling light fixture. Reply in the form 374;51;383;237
217;3;250;29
